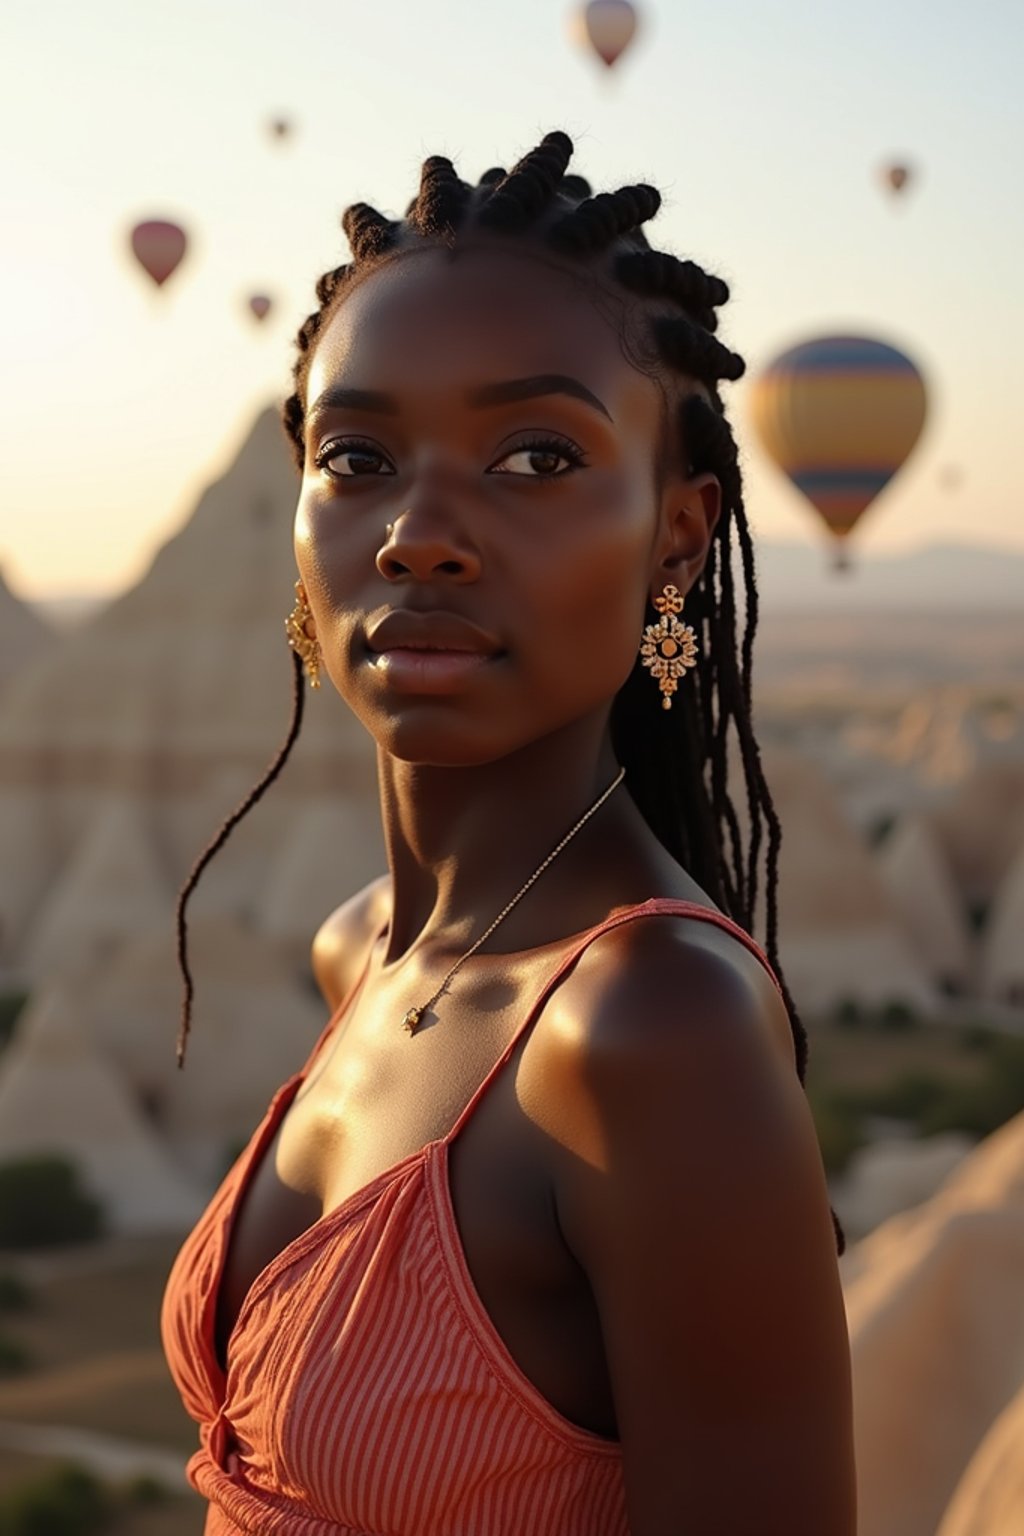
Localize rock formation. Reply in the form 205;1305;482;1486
842;1109;1024;1536
877;813;974;994
0;984;204;1234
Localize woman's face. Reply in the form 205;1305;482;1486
295;244;715;766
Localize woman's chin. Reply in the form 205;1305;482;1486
375;718;521;769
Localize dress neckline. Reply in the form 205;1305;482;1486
210;1071;442;1380
205;896;781;1386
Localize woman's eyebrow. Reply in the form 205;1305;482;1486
307;374;614;427
466;375;614;422
307;386;399;423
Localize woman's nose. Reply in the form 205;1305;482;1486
375;505;482;584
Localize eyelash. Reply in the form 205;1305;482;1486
313;433;588;479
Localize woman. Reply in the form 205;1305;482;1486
162;130;856;1535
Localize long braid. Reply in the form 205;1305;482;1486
177;130;844;1256
174;651;305;1068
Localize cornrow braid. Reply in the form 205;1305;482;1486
175;129;845;1256
616;250;729;332
407;156;472;240
476;166;507;192
475;129;573;232
341;202;400;264
653;316;746;385
545;184;662;257
315;263;351;308
558;172;593;202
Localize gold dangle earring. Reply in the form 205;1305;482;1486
285;580;322;688
639;585;699;710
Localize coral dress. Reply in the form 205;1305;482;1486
161;898;781;1534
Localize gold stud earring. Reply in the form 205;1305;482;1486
285;580;322;688
639;585;698;710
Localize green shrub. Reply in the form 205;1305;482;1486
958;1022;997;1053
807;1089;868;1177
877;1000;920;1032
0;1156;104;1249
0;1333;31;1376
872;1070;950;1120
0;1462;107;1536
917;1037;1024;1138
833;997;863;1030
122;1474;168;1506
0;992;29;1052
0;1271;32;1311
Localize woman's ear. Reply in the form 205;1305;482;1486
652;471;721;599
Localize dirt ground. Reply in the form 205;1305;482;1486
0;1448;204;1533
0;1236;205;1528
0;1235;197;1453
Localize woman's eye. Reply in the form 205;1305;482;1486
315;440;394;477
491;436;586;478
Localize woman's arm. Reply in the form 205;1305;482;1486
545;915;857;1536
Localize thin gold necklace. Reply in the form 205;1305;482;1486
402;764;626;1034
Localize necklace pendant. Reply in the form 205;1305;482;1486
403;1007;422;1035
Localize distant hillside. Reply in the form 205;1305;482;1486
0;565;57;691
29;539;1024;629
754;540;1024;612
30;593;111;630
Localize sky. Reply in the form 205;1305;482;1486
3;0;1022;601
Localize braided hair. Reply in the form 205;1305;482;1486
175;130;845;1256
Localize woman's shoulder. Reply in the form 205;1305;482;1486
310;874;392;1012
541;899;796;1078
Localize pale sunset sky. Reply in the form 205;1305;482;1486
3;0;1022;600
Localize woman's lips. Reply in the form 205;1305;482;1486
367;646;497;694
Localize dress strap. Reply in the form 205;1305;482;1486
443;897;782;1147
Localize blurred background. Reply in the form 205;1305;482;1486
1;2;1022;1533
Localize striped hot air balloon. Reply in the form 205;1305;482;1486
749;335;927;568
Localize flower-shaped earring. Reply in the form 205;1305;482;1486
285;580;322;688
639;585;699;710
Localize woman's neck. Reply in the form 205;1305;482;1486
376;720;625;964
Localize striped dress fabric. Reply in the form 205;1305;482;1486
161;898;782;1534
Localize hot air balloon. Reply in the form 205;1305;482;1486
130;219;187;289
268;116;293;141
572;0;638;68
881;161;913;196
749;335;927;569
248;295;272;322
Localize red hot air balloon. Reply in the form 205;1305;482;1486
130;220;187;288
248;295;272;322
882;162;913;196
572;0;638;68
